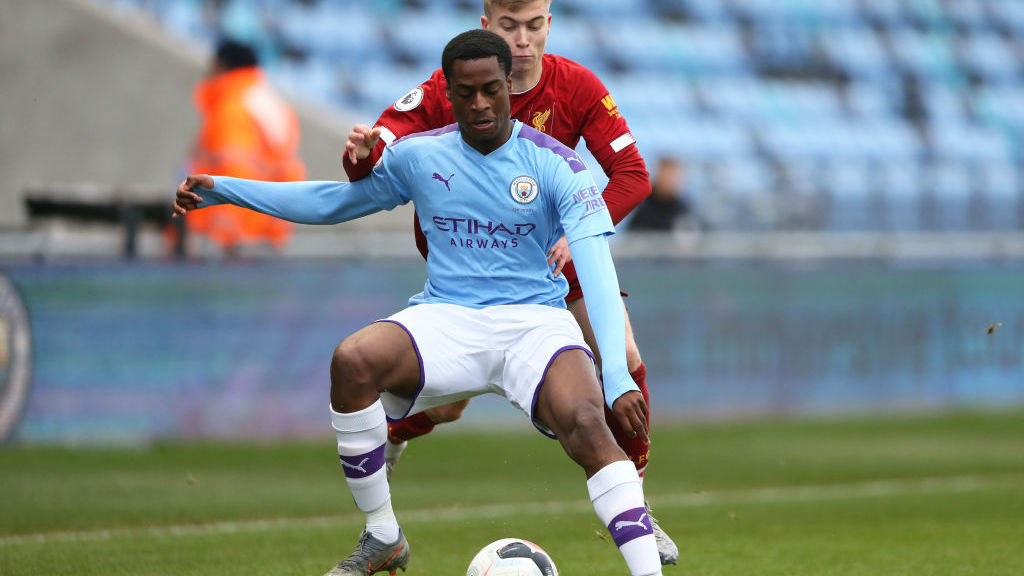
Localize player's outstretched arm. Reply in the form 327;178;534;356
171;174;389;225
569;234;648;444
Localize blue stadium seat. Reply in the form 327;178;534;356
923;160;974;230
556;0;651;20
944;0;989;30
821;160;877;230
989;0;1024;37
959;32;1022;83
699;79;842;123
821;27;892;80
845;82;898;119
709;156;781;230
903;0;951;29
973;85;1024;132
930;122;1013;162
269;57;343;106
544;18;602;68
636;118;754;162
921;84;969;125
859;0;910;27
661;24;750;76
729;0;861;26
877;161;923;231
603;72;696;122
276;3;381;62
748;21;818;73
888;29;963;83
767;81;844;121
353;65;437;117
592;19;668;73
779;160;820;197
157;0;215;47
673;0;730;23
387;9;479;68
976;160;1022;230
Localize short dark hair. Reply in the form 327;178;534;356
215;39;258;71
441;29;512;82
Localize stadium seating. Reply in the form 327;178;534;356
105;0;1023;232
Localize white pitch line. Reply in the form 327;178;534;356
2;473;1019;547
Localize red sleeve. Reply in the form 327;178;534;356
342;69;452;183
572;67;651;225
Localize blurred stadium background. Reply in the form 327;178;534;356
2;0;1024;445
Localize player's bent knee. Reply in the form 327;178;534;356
330;339;377;391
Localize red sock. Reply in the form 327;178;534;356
387;411;436;445
603;363;651;476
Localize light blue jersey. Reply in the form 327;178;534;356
195;120;637;405
373;121;613;308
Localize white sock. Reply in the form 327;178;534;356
365;498;399;543
587;460;662;576
331;401;400;543
385;439;407;463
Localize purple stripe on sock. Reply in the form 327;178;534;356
608;507;653;548
339;443;386;479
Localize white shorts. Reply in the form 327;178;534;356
377;303;594;437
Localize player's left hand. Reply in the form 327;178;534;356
612;390;649;445
547;235;572;277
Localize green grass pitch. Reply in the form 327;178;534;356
2;409;1023;575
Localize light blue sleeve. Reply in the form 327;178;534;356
568;234;639;409
195;175;404;225
548;155;614;244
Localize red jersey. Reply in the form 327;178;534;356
344;54;650;299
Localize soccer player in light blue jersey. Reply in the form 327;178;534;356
173;30;662;576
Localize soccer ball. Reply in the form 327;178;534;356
466;538;559;576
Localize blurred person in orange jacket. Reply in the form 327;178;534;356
183;39;305;256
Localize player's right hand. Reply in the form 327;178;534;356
172;174;213;218
611;390;649;445
346;124;382;164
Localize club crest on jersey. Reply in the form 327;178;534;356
510;176;539;204
394;87;424;112
531;109;551;132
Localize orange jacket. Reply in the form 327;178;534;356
187;66;305;249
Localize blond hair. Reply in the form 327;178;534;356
483;0;552;17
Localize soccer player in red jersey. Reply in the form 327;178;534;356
343;1;678;564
